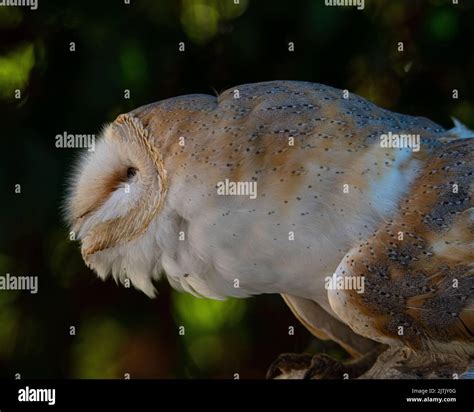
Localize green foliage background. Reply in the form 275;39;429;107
0;0;472;378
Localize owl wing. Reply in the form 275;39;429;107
328;138;474;353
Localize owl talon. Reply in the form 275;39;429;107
302;346;387;379
266;353;313;379
303;354;347;379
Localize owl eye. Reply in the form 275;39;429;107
126;167;137;179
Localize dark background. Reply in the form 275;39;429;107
0;0;472;378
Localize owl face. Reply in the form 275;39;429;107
65;114;168;296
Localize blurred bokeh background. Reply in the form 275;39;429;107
0;0;473;378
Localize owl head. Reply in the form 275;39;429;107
65;114;168;297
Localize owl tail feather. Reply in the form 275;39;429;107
448;117;474;139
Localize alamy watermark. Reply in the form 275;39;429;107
325;274;365;294
325;0;364;10
0;274;38;294
55;132;96;152
0;0;38;10
18;386;55;406
216;179;257;199
380;131;420;152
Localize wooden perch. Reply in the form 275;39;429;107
273;347;473;379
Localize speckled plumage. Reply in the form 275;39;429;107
329;138;473;355
67;81;473;366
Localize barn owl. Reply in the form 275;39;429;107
66;81;473;378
